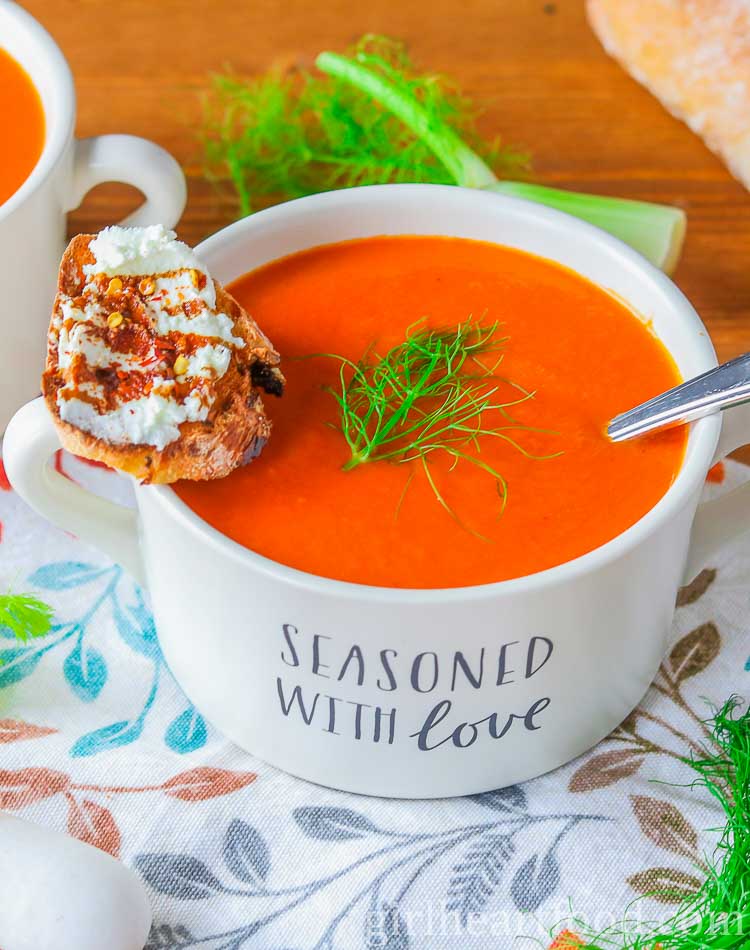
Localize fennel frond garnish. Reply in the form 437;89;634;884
0;591;53;643
568;698;750;949
320;317;559;531
202;35;524;218
202;35;685;272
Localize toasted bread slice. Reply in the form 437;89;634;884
42;231;284;484
588;0;750;190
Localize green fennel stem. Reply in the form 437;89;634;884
315;51;498;189
489;180;687;276
203;35;686;271
201;37;522;218
316;47;686;273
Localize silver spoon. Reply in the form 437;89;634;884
608;351;750;442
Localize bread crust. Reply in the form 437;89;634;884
42;234;284;484
588;0;750;189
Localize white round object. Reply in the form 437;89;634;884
0;813;151;950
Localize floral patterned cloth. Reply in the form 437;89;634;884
0;449;747;950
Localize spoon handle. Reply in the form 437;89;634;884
608;351;750;442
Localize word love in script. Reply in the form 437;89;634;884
276;625;554;750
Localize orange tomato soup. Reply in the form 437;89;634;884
0;48;45;206
175;237;686;588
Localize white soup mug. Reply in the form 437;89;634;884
5;185;750;798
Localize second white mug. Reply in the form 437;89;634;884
0;0;186;431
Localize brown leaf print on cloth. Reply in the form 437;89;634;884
0;767;71;808
0;719;56;743
675;568;717;606
630;795;701;861
0;765;257;857
627;867;703;905
67;797;122;857
668;622;721;683
160;768;256;802
568;750;645;792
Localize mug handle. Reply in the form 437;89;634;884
683;404;750;582
67;134;187;228
3;398;146;587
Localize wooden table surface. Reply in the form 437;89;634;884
27;0;750;365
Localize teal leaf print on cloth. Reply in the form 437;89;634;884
0;560;207;757
63;639;107;702
165;707;208;754
0;642;44;687
29;561;107;590
71;717;147;757
113;587;160;659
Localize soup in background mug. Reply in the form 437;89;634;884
6;185;750;798
0;0;186;432
0;47;45;206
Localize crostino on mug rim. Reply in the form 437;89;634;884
0;1;75;223
140;183;721;602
